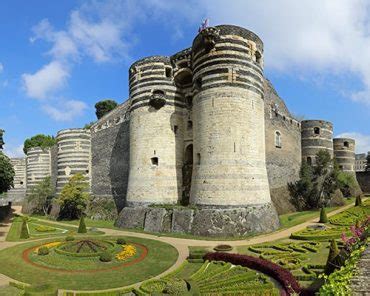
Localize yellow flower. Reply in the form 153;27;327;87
34;241;62;253
115;244;136;261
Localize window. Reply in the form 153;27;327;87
307;157;312;165
151;157;158;166
173;125;178;134
314;127;320;135
196;153;201;165
344;141;349;148
275;131;282;148
187;121;193;130
195;77;202;89
255;51;262;65
165;67;172;78
20;181;24;185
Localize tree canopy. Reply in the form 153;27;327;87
95;99;118;119
23;134;56;154
0;152;15;194
27;176;54;215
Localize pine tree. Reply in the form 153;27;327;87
78;215;87;233
319;207;328;223
325;239;340;274
20;218;29;239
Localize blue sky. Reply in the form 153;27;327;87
1;0;370;157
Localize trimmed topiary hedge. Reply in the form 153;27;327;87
213;244;232;252
204;252;301;295
99;251;112;262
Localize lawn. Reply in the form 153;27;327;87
6;216;103;242
0;236;178;291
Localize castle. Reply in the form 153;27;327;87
6;25;360;236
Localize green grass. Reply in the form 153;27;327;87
0;285;22;296
0;236;178;290
279;198;354;229
6;216;104;242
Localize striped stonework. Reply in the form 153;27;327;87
56;128;91;193
301;120;333;165
7;157;27;202
333;138;356;173
26;147;51;195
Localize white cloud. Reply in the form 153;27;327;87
3;144;25;158
193;0;370;105
22;61;69;100
0;62;3;73
42;100;87;121
336;132;370;153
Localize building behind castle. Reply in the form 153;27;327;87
7;25;363;236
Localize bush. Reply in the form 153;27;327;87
65;236;75;241
38;246;49;256
78;215;87;233
20;220;29;239
35;225;56;232
99;251;112;262
325;239;339;274
116;237;126;245
163;279;189;295
204;252;301;295
355;195;362;207
213;244;232;252
319;207;328;223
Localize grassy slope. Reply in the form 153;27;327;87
0;236;178;290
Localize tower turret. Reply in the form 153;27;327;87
190;25;271;207
301;120;333;165
26;147;51;195
126;56;186;206
333;138;356;172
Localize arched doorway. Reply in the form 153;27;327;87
182;144;193;205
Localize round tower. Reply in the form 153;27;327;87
26;147;51;195
126;56;186;206
56;128;91;193
190;25;271;207
333;138;356;173
301;120;333;165
7;158;27;202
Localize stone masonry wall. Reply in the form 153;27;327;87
356;171;370;194
264;79;301;214
90;101;130;219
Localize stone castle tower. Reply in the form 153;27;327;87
301;120;333;165
333;138;356;173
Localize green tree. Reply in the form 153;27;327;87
289;150;338;210
23;134;56;154
57;173;90;219
26;176;54;215
0;129;4;150
20;217;30;239
78;215;87;233
83;122;95;130
319;207;328;223
355;195;362;207
95;99;118;119
0;151;15;194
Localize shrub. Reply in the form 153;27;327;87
38;246;49;256
213;244;232;252
204;252;301;295
355;195;362;207
99;251;112;262
116;237;126;245
35;225;56;232
20;220;29;239
78;215;87;233
65;236;75;241
163;279;189;295
319;207;328;223
325;239;340;274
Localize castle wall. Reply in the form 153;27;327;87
55;128;91;193
90;102;130;219
356;171;370;194
333;138;356;173
26;147;51;194
264;80;301;214
126;56;186;206
190;25;271;207
301;120;333;165
6;158;27;203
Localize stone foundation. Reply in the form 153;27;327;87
115;203;279;237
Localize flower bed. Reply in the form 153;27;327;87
329;201;370;226
204;252;301;295
115;244;136;261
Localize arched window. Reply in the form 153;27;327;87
307;157;312;165
275;131;282;148
344;141;349;148
314;127;320;135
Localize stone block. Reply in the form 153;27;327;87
172;208;194;233
144;208;167;233
115;207;147;229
